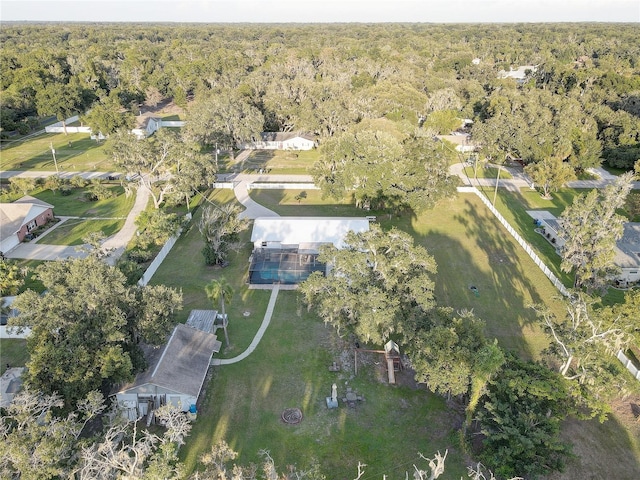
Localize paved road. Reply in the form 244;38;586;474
0;170;120;180
449;162;640;190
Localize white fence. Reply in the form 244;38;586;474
138;213;191;286
0;326;31;339
617;350;640;380
160;121;185;128
211;182;235;189
461;186;640;383
247;183;319;190
460;186;569;297
45;115;93;133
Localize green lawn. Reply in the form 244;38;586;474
0;339;29;375
0;132;114;172
220;149;319;175
249;189;562;358
249;188;383;217
150;187;585;477
463;165;513;180
33;185;134;217
181;290;467;479
40;218;125;246
154;187;640;479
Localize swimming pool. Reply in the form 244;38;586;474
249;250;326;285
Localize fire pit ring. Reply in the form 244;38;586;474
281;407;303;424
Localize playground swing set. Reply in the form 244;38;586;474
354;340;403;384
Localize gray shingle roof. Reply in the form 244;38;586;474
116;324;219;397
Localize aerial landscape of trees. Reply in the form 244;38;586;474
1;21;640;480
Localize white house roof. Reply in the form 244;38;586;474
114;324;219;398
615;223;640;269
259;132;315;143
0;196;54;239
251;217;370;249
498;65;537;80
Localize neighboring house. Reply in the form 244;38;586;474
249;217;371;285
538;214;640;285
112;323;221;421
131;116;163;139
436;133;477;153
0;196;54;254
241;132;316;151
0;367;25;409
615;223;640;284
497;65;538;82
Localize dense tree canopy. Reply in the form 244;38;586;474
299;224;437;344
312;125;458;214
476;356;575;479
107;128;216;209
11;255;182;406
2;23;639;174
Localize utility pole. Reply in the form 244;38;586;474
492;164;501;205
49;142;59;174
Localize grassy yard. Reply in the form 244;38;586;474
33;185;134;217
40;218;125;246
463;165;513;180
0;132;114;172
0;339;29;375
249;188;384;217
220;149;319;175
153;187;640;479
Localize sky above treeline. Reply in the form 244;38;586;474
2;0;639;23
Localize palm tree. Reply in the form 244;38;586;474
205;277;233;346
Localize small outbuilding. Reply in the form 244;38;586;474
112;324;221;421
0;196;54;254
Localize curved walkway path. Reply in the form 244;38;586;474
211;286;279;365
102;185;150;265
232;177;280;219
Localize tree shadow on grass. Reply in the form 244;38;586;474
550;411;640;480
401;194;548;359
1;134;107;171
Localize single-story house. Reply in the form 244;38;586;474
112;323;221;421
0;196;54;254
240;132;316;151
497;65;538;83
615;223;640;284
249;217;370;285
436;133;477;153
251;217;370;251
538;213;639;284
131;116;163;139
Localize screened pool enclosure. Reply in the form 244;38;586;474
248;248;326;285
